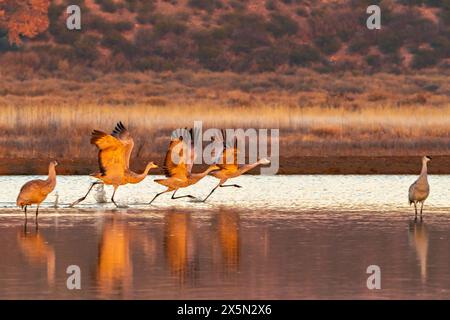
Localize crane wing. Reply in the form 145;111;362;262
214;130;238;172
186;128;197;174
111;121;134;169
91;130;126;177
217;145;239;172
162;138;189;179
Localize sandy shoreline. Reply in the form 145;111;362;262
1;156;448;175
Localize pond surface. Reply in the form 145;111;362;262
0;175;449;299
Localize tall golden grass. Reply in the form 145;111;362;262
0;70;449;159
0;102;449;159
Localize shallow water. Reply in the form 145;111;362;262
0;175;449;299
1;175;449;212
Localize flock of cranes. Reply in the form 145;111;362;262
16;122;431;223
16;122;271;221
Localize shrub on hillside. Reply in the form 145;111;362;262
95;0;118;13
114;21;134;32
32;45;77;71
378;31;403;54
412;49;439;69
252;45;290;72
289;44;321;66
265;0;277;11
197;45;225;71
430;35;450;57
228;0;247;10
267;13;299;37
136;1;157;24
151;34;191;64
221;13;270;54
296;7;309;17
153;16;188;37
124;0;140;12
134;28;154;53
365;54;382;68
0;32;18;52
101;31;134;57
132;56;166;71
348;34;372;54
48;3;65;22
49;20;81;45
188;0;223;12
193;29;226;71
84;14;114;33
314;35;341;55
74;35;100;62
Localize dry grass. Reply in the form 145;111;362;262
0;70;449;159
0;103;449;159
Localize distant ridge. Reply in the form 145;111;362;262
1;0;450;73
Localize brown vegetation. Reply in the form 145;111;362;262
0;0;50;44
1;0;450;72
0;70;448;174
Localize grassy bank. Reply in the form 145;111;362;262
0;70;449;169
1;156;449;175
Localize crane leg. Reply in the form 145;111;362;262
35;205;40;228
111;186;119;207
414;202;418;222
69;182;102;207
420;202;424;221
23;206;28;232
149;189;172;205
202;183;221;203
171;189;196;200
220;184;242;188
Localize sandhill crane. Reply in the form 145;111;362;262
149;129;220;204
70;122;158;207
409;156;432;221
202;133;270;202
17;161;58;221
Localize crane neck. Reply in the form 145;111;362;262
190;166;216;182
47;164;57;185
135;163;153;182
204;166;219;175
144;163;154;175
420;160;428;177
238;160;262;175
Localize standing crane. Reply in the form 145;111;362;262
17;160;58;222
408;156;432;221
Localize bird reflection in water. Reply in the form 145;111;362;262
408;221;429;283
164;211;197;285
215;210;240;273
97;216;132;298
17;224;55;287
